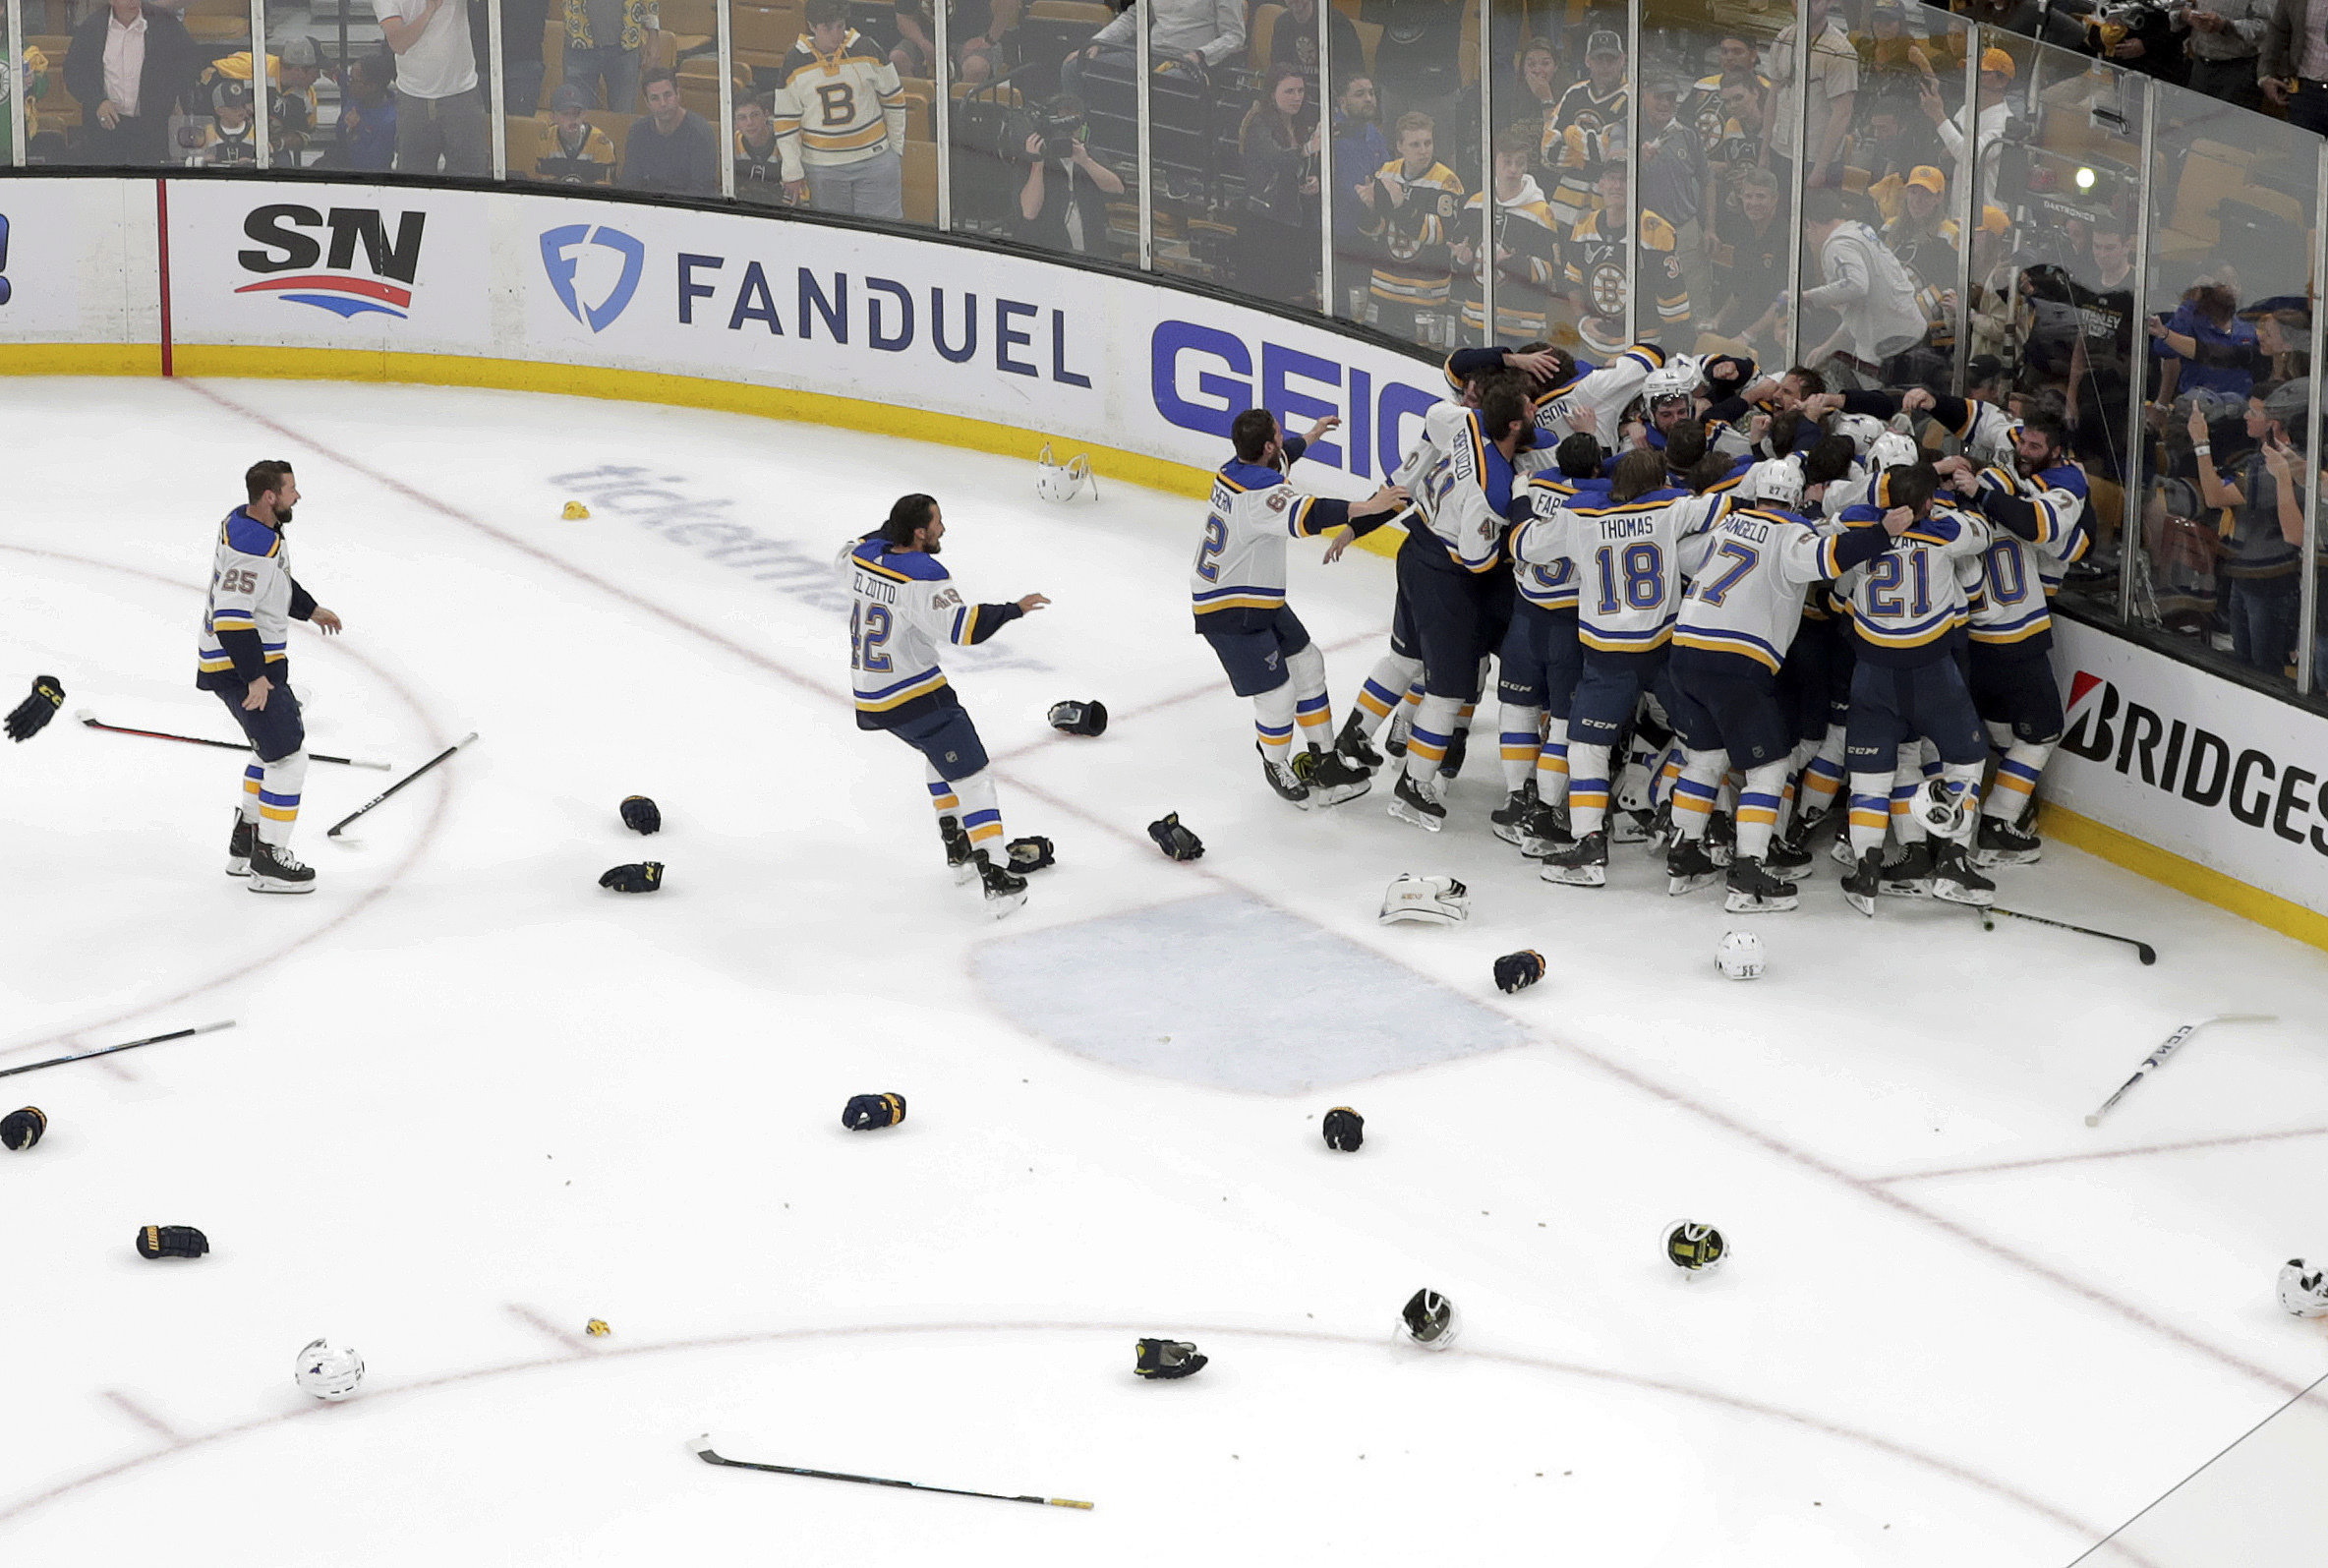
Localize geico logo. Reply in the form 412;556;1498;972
672;257;1092;386
1150;319;1438;483
237;204;426;282
2062;673;2328;853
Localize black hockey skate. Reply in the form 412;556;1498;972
1438;727;1470;780
1516;797;1572;856
1334;712;1383;773
1383;708;1413;757
1387;770;1447;831
1929;841;1997;907
1724;856;1800;913
1490;781;1540;846
246;837;316;895
1703;810;1736;867
938;814;977;885
1841;848;1884;917
1540;829;1608;886
1765;833;1815;877
1664;836;1721;897
1974;815;2043;867
1258;743;1312;809
1879;842;1935;900
973;848;1027;919
1295;745;1372;806
226;812;256;878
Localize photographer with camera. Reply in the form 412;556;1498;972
1017;96;1124;256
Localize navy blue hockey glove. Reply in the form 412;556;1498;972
1147;813;1203;861
5;674;63;742
619;795;662;835
1493;950;1545;994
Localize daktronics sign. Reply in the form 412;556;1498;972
233;204;426;319
2047;620;2328;909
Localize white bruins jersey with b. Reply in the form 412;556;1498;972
1517;343;1666;473
1673;504;1862;671
772;29;905;175
197;508;297;681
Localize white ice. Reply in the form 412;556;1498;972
2;377;2325;1566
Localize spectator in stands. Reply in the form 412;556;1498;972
1684;34;1762;155
1365;0;1466;127
1235;69;1322;306
1923;47;2012;209
325;50;399;171
197;38;325;155
2192;387;2304;673
198;79;259;165
2067;227;2138;482
1016;95;1125;254
1790;187;1928;386
1356;109;1462;342
2;43;58;165
1854;0;1934;126
1061;0;1243;102
63;0;198;167
375;0;490;175
1329;74;1389;315
733;93;786;200
771;0;906;216
1711;71;1789;216
2261;0;2328;133
1451;125;1559;342
503;0;552;117
2151;280;2260;405
2082;1;2184;78
541;81;617;179
1880;165;1959;289
1270;0;1362;89
1768;0;1857;190
562;0;659;114
892;0;1018;86
621;65;718;192
2179;0;2270;109
1706;165;1790;355
1638;73;1710;241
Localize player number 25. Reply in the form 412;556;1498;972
215;568;259;594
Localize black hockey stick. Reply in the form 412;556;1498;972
0;1020;236;1079
692;1435;1093;1510
1975;904;2157;965
76;711;391;770
326;732;478;838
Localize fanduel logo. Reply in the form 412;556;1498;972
541;224;646;333
235;204;425;319
2061;669;2328;854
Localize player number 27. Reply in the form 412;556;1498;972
1689;541;1759;607
1594;542;1664;615
849;601;894;672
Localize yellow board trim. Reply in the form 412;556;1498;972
2038;800;2328;955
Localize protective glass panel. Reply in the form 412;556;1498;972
511;0;646;186
235;0;336;171
351;0;494;179
2069;1374;2328;1566
5;1;31;164
1779;0;1904;389
2130;77;2319;690
49;0;248;167
1665;0;1793;373
1455;0;1556;348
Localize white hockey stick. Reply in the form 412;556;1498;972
2084;1015;2277;1127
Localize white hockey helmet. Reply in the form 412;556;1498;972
1643;355;1703;411
2277;1258;2328;1317
1746;457;1804;512
1868;430;1921;472
1034;442;1098;503
294;1338;365;1400
1379;873;1470;926
1830;412;1888;456
1716;930;1765;980
1399;1288;1460;1349
1913;776;1968;836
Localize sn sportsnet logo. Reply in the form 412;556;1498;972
2061;670;2328;853
235;204;425;319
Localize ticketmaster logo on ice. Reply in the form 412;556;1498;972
541;224;646;333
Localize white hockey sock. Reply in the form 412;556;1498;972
949;766;1007;851
1569;740;1613;836
1984;741;2051;823
1847;772;1892;858
239;761;264;824
1403;693;1464;782
1286;643;1334;752
1352;654;1423;736
1671;749;1726;841
1735;759;1789;861
1890;749;1929;846
255;749;309;847
1535;715;1570;805
1498;703;1544;792
1254;682;1300;767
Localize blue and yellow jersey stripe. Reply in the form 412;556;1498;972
853;666;949;713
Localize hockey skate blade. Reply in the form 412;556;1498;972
1828;836;1857;868
1541;863;1606;887
247;877;317;895
1310;780;1372;808
1929;882;1995;908
1844;890;1876;917
1973;846;2041;868
1724;889;1799;914
983;889;1028;920
1666;871;1720;898
1386;799;1444;832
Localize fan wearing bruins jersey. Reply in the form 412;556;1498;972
195;461;344;895
1452;128;1562;342
843;494;1050;915
1491;434;1608;858
1196;409;1408;809
1832;464;1995;912
1937;410;2088;866
1564;164;1689;355
1543;30;1629;230
772;0;908;216
1666;468;1901;911
1359;112;1465;342
732;94;786;202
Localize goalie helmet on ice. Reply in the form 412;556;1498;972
2277;1258;2328;1317
295;1338;366;1400
1399;1288;1459;1349
1034;443;1098;504
1716;930;1764;980
1379;873;1469;926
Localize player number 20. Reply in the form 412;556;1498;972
1594;542;1664;614
849;601;894;672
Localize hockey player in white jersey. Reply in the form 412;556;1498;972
1442;339;1670;471
844;494;1051;915
1938;409;2089;865
1666;461;1904;910
1832;464;1996;912
195;460;343;893
1491;433;1607;855
1195;409;1408;807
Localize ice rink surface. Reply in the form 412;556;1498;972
2;377;2324;1565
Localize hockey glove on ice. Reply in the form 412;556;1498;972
5;674;63;741
618;795;662;835
599;862;664;893
1146;814;1204;861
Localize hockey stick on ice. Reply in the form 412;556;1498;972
1975;903;2157;964
326;732;478;838
0;1020;236;1080
692;1435;1093;1509
2084;1015;2277;1127
76;711;391;770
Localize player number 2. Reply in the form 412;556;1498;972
849;602;894;672
1194;515;1228;581
1595;542;1663;614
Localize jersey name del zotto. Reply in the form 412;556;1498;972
842;538;1019;728
1673;503;1882;672
197;507;308;690
1967;460;2089;650
1191;438;1352;631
